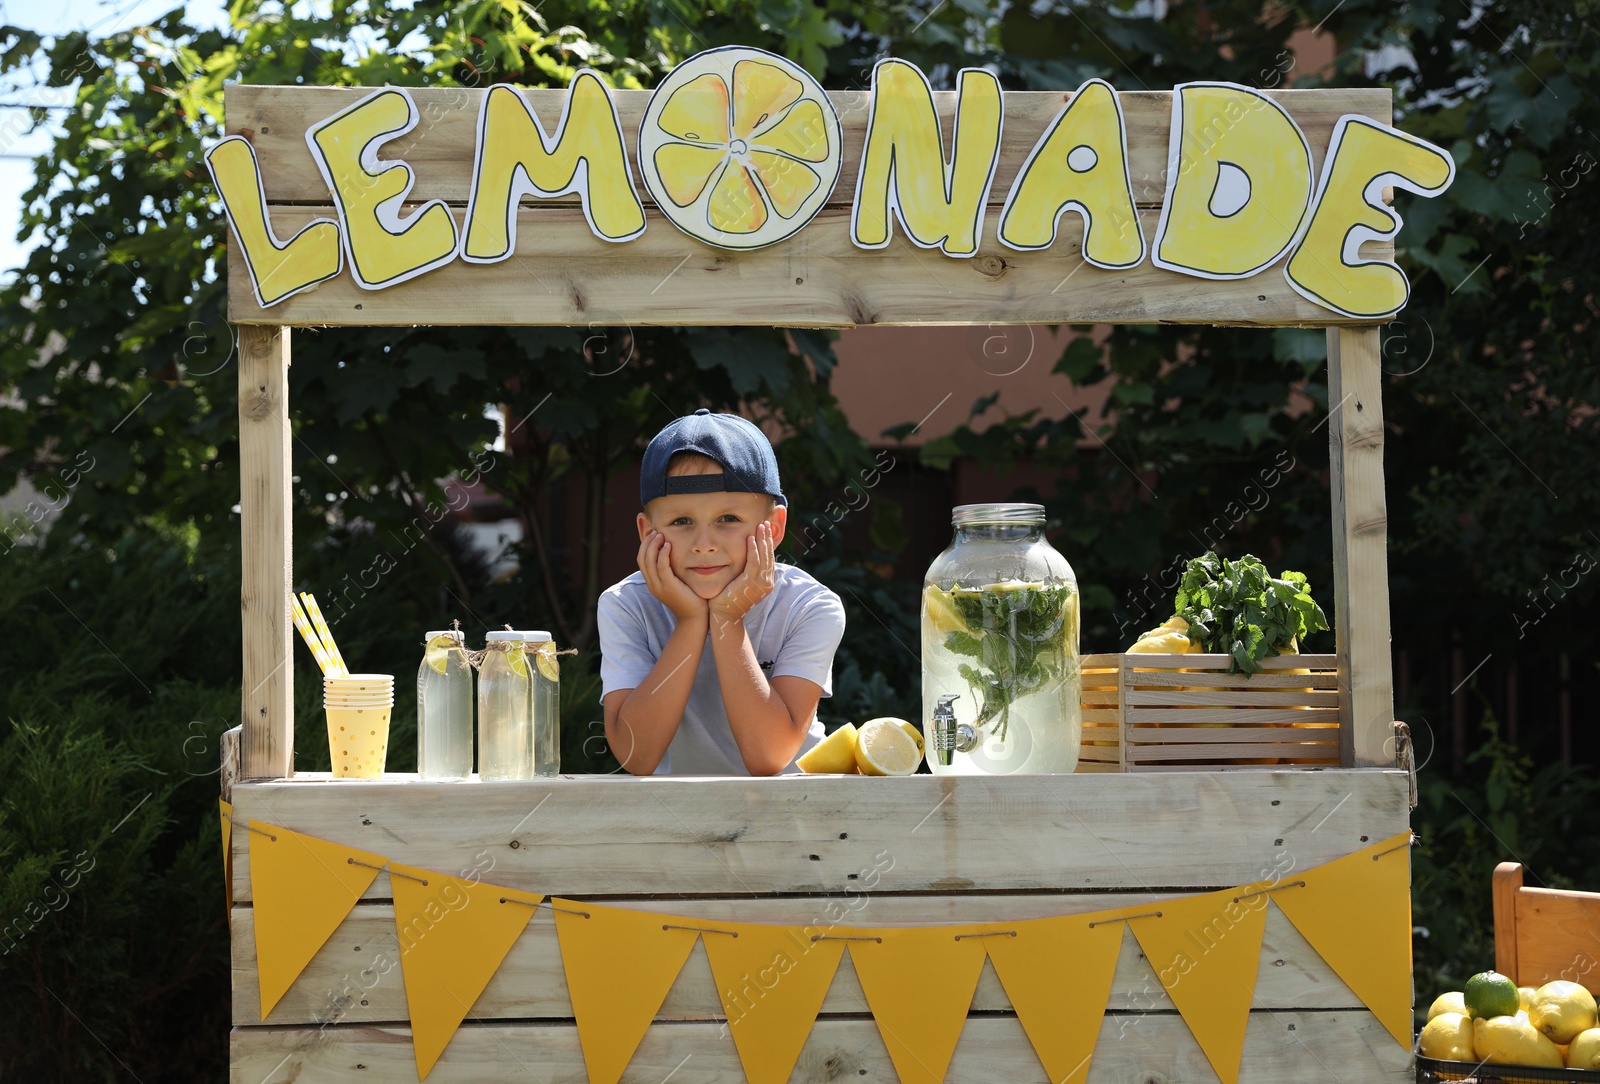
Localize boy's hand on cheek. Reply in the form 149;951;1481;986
638;530;707;622
710;522;776;623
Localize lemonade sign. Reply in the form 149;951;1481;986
207;45;1454;321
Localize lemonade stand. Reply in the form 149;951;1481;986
215;49;1441;1083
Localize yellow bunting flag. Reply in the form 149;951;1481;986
983;914;1124;1084
700;922;847;1084
390;863;542;1081
248;821;387;1020
219;800;233;927
554;899;701;1084
1270;833;1414;1048
1124;888;1269;1084
848;925;991;1084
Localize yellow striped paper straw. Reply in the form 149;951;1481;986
289;594;332;676
300;592;348;677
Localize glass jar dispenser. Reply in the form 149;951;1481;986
921;503;1081;775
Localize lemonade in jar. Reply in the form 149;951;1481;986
922;504;1080;774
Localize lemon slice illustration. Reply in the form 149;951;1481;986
640;46;842;250
533;646;561;684
424;633;456;674
506;646;530;680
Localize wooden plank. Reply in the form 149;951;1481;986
1126;690;1340;707
1125;728;1338;745
225;85;1393;208
226;205;1392;328
1512;888;1600;995
238;326;293;780
1126;708;1341;725
1327;327;1396;768
1125;671;1338;689
1084;654;1337;670
232;893;1364;1025
1493;861;1523;983
221;724;241;804
229;771;1410;901
230;1011;1413;1082
1129;744;1339;763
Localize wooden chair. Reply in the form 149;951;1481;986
1492;862;1600;995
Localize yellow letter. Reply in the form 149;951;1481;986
462;71;646;259
851;59;1002;257
305;88;458;289
1152;82;1313;279
1285;115;1455;318
205;136;341;307
997;78;1143;269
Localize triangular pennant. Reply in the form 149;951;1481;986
1270;832;1413;1048
248;820;386;1020
554;899;700;1084
848;926;991;1084
219;800;233;928
984;914;1123;1084
390;863;542;1080
700;922;847;1084
1125;888;1268;1084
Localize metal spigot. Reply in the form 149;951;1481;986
931;694;978;765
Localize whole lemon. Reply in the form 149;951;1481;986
1530;981;1599;1044
1418;1012;1474;1061
1473;1015;1566;1067
1568;1027;1600;1070
1464;971;1522;1020
1427;991;1467;1020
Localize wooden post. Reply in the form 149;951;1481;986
1492;861;1523;983
239;325;293;780
1326;327;1395;768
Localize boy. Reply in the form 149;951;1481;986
598;409;846;775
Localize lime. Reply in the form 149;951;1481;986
1465;971;1523;1021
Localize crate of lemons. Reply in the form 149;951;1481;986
1421;971;1600;1073
797;718;925;776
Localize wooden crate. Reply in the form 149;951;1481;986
1080;653;1342;772
226;770;1413;1082
1494;861;1600;996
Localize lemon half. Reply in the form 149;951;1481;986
855;718;922;776
797;723;858;774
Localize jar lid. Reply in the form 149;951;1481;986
952;502;1045;526
485;631;521;642
520;630;552;643
424;630;463;642
485;630;552;642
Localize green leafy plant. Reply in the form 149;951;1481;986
939;583;1078;740
1174;552;1328;675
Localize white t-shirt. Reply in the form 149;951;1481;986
596;563;845;774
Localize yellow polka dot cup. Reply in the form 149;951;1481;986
324;674;394;779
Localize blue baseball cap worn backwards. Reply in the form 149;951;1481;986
641;409;786;508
